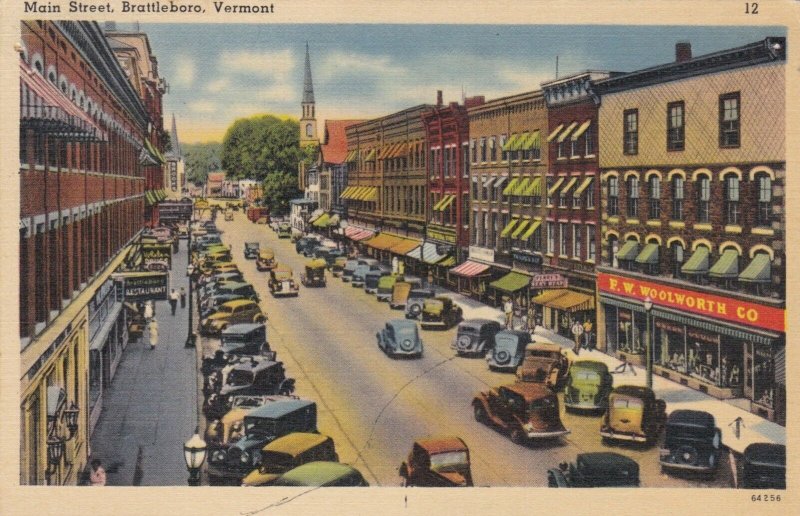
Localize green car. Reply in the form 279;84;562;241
563;360;614;412
272;461;369;487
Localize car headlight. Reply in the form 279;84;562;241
523;423;534;432
252;450;262;465
212;450;226;463
240;451;250;464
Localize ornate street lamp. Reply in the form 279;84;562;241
63;401;79;440
46;432;65;480
643;295;654;389
183;428;207;486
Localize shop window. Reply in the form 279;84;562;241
719;92;740;148
626;175;639;218
671;176;684;220
753;345;774;408
725;174;740;225
607;176;619;216
623;109;638;155
648;175;661;219
756;174;772;226
617;309;644;355
667;101;685;151
697;175;710;223
654;320;688;374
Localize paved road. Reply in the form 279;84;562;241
204;211;734;488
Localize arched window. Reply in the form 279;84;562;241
756;174;772;227
607;177;619;216
671;241;684;278
626;175;639;218
671;176;684;220
607;234;619;268
648;175;661;219
697;175;710;223
305;123;313;137
725;174;740;225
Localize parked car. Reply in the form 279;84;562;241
321;248;346;267
294;236;318;254
486;330;532;371
404;288;435;319
269;266;300;297
207;396;316;485
203;359;294;421
255;248;277;271
364;269;389;294
351;260;381;288
201;299;267;336
272;462;369;487
241;433;338;486
420;296;463;330
389;279;422;309
193;234;222;251
600;385;667;445
516;342;570;389
472;382;570;443
300;259;327;288
330;256;349;278
205;394;272;446
659;409;722;476
563;360;614;412
277;223;292;238
200;294;247;320
220;323;269;356
340;258;359;282
451;319;503;356
212;282;260;304
548;452;640;488
740;443;785;489
376;274;403;302
376;319;424;358
398;437;473;487
243;242;260;259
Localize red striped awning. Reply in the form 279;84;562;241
450;260;491;277
345;225;375;241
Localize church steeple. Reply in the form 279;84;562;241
167;113;181;158
300;41;317;146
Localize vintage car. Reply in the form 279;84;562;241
340;258;360;282
351;260;382;288
207;397;317;484
473;382;570;443
243;241;260;259
563;360;614;412
516;342;570;389
205;394;272;446
376;274;403;302
294;236;319;254
202;353;277;395
364;268;391;294
220;323;269;356
203;358;294;420
272;462;369;487
300;259;327;288
404;288;436;319
740;443;785;489
269;266;300;297
277;223;292;238
330;256;349;278
207;261;239;276
389;279;422;309
420;296;463;330
193;235;223;251
241;433;338;486
659;409;722;475
486;330;532;371
376;319;424;358
200;293;246;320
255;248;276;271
548;452;640;488
215;282;260;304
398;437;473;487
200;299;267;336
600;385;667;445
451;319;503;357
321;248;346;267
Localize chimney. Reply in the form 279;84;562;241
464;96;485;109
436;90;443;106
675;41;692;63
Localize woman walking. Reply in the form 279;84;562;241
149;317;159;350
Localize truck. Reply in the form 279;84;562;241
247;206;270;223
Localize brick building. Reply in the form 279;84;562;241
19;20;154;484
595;39;786;424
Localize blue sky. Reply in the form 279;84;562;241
137;24;785;143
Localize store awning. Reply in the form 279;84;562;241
364;233;405;251
145;191;156;206
511;219;530;239
500;218;519;238
328;214;340;226
571;119;592;141
351;187;366;200
345;226;375;241
312;213;331;228
709;248;740;278
438;256;456;267
438;194;456;211
532;289;568;305
364;149;376;161
681;246;710;275
407;242;448;264
432;196;447;211
308;209;325;223
493;176;507;191
546;123;565;142
339;186;354;199
503;177;519;196
557;121;579;143
390;143;408;158
523;177;542;197
144;139;166;165
615;240;640;261
738;253;771;283
520;219;542;240
511;132;529;151
560;177;578;196
513;177;531;196
482;176;496;189
532;288;594;312
573;177;594;198
450;260;491;277
389;237;421;255
345;150;358;163
503;133;523;151
635;243;659;264
490;271;530;293
547;177;565;196
519;130;541;151
362;187;378;202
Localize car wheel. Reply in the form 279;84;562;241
473;403;488;424
510;427;526;445
254;314;266;323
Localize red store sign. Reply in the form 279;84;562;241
598;272;784;333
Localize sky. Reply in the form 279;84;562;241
135;24;785;144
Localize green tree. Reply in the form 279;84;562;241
221;115;304;182
183;142;222;184
262;171;301;215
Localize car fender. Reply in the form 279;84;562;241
547;468;569;487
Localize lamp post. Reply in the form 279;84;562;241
183;428;207;486
643;295;653;389
185;217;196;348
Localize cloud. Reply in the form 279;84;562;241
205;78;231;93
188;100;217;114
218;49;296;79
173;55;196;87
318;51;405;81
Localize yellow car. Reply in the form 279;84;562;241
242;433;338;486
201;299;266;336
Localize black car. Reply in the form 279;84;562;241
548;452;640;487
451;319;503;356
321;248;345;266
220;323;269;356
203;358;294;420
659;410;722;476
740;443;785;489
404;288;436;319
295;237;319;255
214;282;260;303
244;242;260;259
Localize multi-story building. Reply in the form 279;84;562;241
532;72;614;337
595;39;786;424
19;20;153;484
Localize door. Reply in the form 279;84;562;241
743;342;753;400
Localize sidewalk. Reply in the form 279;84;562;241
89;239;199;485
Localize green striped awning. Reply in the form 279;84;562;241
634;243;659;264
510;132;529;151
364;149;376;161
681;246;710;275
312;213;331;228
615;240;639;261
738;253;771;283
500;218;519;238
490;271;530;293
709;248;739;278
511;219;530;239
438;194;455;212
145;191;156;206
503;178;519;195
547;177;565;196
560;177;578;196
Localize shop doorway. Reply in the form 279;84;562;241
743;342;753;401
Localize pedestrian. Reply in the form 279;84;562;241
503;297;514;330
427;269;434;289
89;459;106;486
583;318;593;350
149;318;159;350
526;305;536;332
392;256;399;275
143;300;154;322
169;289;179;315
180;287;187;308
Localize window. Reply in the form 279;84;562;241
720;92;740;148
585;126;594;155
559;191;568;208
667;101;685;151
648;175;661;219
671;176;684;220
557;141;566;159
471;138;477;163
626;175;639;218
572;224;581;258
305;123;313;137
587;226;596;262
489;137;497;162
586;183;595;209
623;109;638;155
480;138;487;162
608;234;619;268
607;177;619;216
473;211;480;243
757;174;772;226
671;242;684;278
500;134;507;161
697;175;711;223
546;222;555;254
572;189;581;209
571;138;580;158
462;143;470;178
725;174;740;225
559;222;568;256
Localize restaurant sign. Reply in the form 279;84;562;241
597;272;784;333
531;273;568;289
116;272;169;301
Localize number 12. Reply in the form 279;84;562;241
745;2;759;14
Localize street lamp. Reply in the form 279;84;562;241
183;428;207;486
185;216;197;348
643;295;654;389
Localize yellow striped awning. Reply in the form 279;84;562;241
503;177;520;196
523;177;542;196
511;219;530;239
573;177;594;197
364;149;377;161
557;121;579;143
571;120;592;141
560;177;579;196
345;150;357;162
519;130;541;151
438;194;455;211
361;187;378;202
351;186;367;200
390;143;408;158
503;133;522;151
511;132;529;151
513;177;531;196
339;186;354;199
546;124;564;142
432;196;447;211
500;218;519;238
438;256;456;267
547;177;566;196
521;219;542;240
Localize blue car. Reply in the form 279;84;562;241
376;319;424;358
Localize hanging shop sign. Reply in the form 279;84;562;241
426;227;457;244
512;251;543;266
116;272;169;301
142;244;172;272
469;246;495;263
531;273;568;289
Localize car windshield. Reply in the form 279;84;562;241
395;326;417;338
495;334;519;348
226;370;254;386
529;350;558;358
259;451;295;473
275;271;292;280
232;397;264;409
574;370;600;382
426;300;444;309
429;451;469;472
246;419;278;438
218;306;235;314
529;396;557;411
246;243;258;249
666;423;714;440
612;397;643;409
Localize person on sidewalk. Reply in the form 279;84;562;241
89;459;106;486
143;300;154;322
180;287;187;308
582;319;593;350
392;256;399;275
169;289;179;315
526;305;536;332
149;318;159;350
427;269;434;289
503;298;514;330
613;355;636;375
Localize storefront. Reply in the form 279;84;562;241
529;273;595;339
405;242;453;285
597;270;785;423
489;270;531;309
